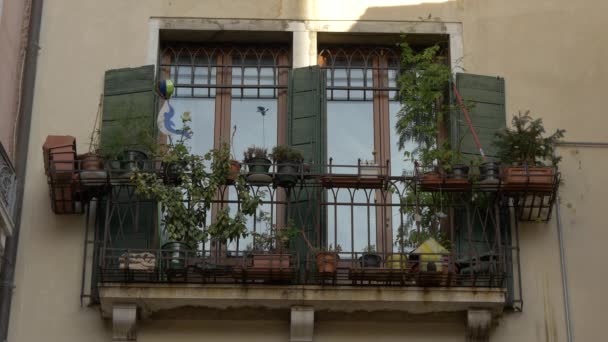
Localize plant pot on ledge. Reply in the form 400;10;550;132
246;157;272;184
226;160;242;184
244;146;272;184
316;252;339;273
78;152;108;187
502;165;555;193
270;145;304;188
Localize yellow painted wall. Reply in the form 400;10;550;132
10;0;608;341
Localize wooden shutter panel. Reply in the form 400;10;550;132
287;66;327;265
287;66;326;166
450;73;513;299
99;65;157;250
101;65;156;152
450;73;506;161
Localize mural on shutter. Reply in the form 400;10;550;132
450;73;514;302
287;66;327;266
99;65;157;250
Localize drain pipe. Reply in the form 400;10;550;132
554;140;608;342
554;194;573;342
0;0;43;340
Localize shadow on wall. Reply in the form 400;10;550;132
343;1;461;36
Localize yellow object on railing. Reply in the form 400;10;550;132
412;238;449;272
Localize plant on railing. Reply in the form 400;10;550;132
243;145;272;183
494;111;565;167
395;38;452;164
398;191;453;250
395;38;476;178
270;145;304;187
248;213;299;253
132;113;261;249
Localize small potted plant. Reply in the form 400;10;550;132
493;111;565;192
244;145;272;184
248;216;298;271
79;124;107;187
270;145;303;187
359;245;381;268
418;143;470;191
316;244;342;274
227;125;242;183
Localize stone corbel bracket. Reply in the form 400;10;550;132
113;304;138;341
467;309;495;342
291;306;314;342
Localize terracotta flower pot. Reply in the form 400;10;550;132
316;252;339;273
79;153;103;171
252;254;290;269
503;166;555;192
226;160;241;183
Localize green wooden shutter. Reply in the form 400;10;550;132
100;65;157;250
450;73;506;160
101;65;157;153
451;73;513;300
287;66;327;269
287;66;326;165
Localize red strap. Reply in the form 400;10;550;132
452;82;486;160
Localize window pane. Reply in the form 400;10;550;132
327;102;374;173
327;190;377;255
168;98;215;155
389;101;415;176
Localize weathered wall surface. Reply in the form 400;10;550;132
0;0;28;158
10;0;608;341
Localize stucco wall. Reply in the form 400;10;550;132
0;0;28;159
10;0;608;341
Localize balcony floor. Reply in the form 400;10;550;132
98;283;506;319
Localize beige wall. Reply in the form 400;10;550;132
0;0;29;159
10;0;608;341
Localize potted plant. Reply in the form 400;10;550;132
227;125;242;183
359;245;381;268
418;143;471;191
248;214;298;271
244;145;272;184
478;161;501;184
270;145;303;187
79;124;107;187
316;244;342;274
493;111;565;192
133;113;222;270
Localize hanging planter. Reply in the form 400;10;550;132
162;241;191;271
493;111;564;194
244;146;272;184
270;145;303;187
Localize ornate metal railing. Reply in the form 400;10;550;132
50;158;540;310
0;142;16;222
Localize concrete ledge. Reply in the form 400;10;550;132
99;283;505;319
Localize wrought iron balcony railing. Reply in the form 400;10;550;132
0;142;17;225
52;158;532;310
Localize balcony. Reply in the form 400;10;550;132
42;156;546;300
39;138;564;339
